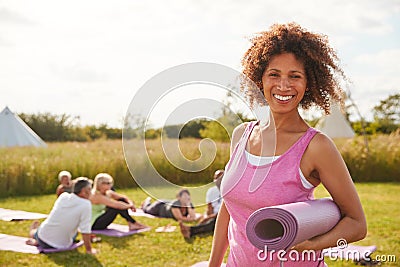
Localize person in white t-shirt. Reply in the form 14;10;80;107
26;177;97;254
179;170;224;238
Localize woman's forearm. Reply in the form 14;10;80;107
208;202;229;267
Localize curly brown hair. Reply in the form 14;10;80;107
241;22;346;114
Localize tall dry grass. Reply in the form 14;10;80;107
336;131;400;182
0;133;398;197
0;138;229;197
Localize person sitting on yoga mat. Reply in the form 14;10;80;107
142;189;199;222
209;23;367;266
90;173;148;231
55;170;73;197
26;177;97;254
179;169;224;238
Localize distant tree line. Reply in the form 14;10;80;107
19;113;122;142
20;93;399;142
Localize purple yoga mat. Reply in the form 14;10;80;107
0;208;47;221
246;198;341;251
91;223;151;237
129;209;203;220
0;233;83;254
39;241;84;253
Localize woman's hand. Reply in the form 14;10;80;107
86;248;98;255
130;204;136;212
290;239;314;252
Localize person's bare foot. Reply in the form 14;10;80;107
128;221;148;231
30;221;40;231
179;221;191;239
25;238;38;246
141;197;151;209
28;220;40;239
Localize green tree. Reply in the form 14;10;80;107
145;128;161;139
19;112;79;141
199;120;231;142
373;93;400;134
179;119;205;139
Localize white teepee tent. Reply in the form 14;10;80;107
0;106;47;147
315;104;355;139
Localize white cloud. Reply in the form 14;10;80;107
345;49;400;120
0;0;399;127
0;7;33;24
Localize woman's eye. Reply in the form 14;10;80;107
290;74;302;79
268;73;279;77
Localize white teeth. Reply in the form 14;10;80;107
274;94;293;101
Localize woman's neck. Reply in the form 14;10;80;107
271;110;308;132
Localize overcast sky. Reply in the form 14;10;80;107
1;0;399;128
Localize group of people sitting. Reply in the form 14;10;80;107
26;169;224;254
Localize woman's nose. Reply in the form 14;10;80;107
277;77;290;90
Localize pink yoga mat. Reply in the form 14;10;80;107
0;208;47;221
0;233;83;254
91;223;151;237
129;208;157;218
246;198;341;251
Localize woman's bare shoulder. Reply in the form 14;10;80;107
232;122;250;141
230;122;250;151
308;131;340;158
90;192;108;204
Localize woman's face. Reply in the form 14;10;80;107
60;176;71;186
98;179;113;193
179;192;191;205
261;53;307;114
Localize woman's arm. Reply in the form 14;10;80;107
108;190;133;205
187;206;199;221
295;133;367;251
171;207;196;222
208;201;230;267
91;193;134;210
207;123;246;265
81;233;97;254
56;185;64;197
108;190;136;211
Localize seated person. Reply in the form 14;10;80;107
26;177;96;254
142;189;199;222
56;170;73;197
179;170;224;238
90;173;148;231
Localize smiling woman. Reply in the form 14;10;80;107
209;22;367;267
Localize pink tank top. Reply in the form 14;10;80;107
220;121;326;266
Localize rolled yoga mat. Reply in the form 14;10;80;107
246;198;341;251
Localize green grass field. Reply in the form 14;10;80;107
0;183;399;267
